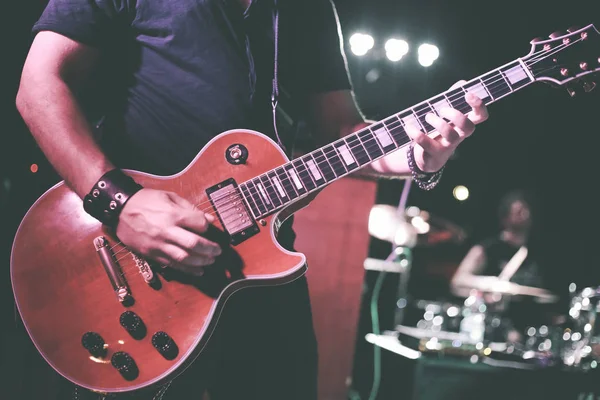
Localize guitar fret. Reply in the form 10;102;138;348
465;79;493;103
260;175;282;207
398;110;422;133
285;165;308;195
302;155;326;185
336;139;360;171
501;62;531;91
345;135;371;166
371;123;397;152
239;183;260;219
447;87;469;113
358;130;383;160
386;116;409;146
323;145;347;176
312;150;336;181
267;171;288;203
486;70;512;100
245;180;267;216
413;103;435;133
293;159;317;190
430;95;452;116
275;167;300;199
253;178;275;211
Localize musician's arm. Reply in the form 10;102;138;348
450;245;503;296
16;31;114;198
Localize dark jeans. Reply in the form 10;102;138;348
71;274;318;400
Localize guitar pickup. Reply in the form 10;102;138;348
206;178;259;245
94;236;132;305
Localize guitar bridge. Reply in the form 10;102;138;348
206;178;259;245
94;236;132;305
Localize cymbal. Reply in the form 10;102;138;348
406;206;467;246
478;279;559;303
368;204;467;247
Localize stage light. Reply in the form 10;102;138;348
385;38;409;61
30;163;38;173
349;33;374;56
418;43;439;66
453;185;469;201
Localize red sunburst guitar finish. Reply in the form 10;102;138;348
11;130;310;394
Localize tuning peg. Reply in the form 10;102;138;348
531;37;544;43
565;84;577;97
567;26;581;33
549;31;563;39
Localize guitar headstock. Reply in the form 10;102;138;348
523;25;600;96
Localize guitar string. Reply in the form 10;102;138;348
187;42;572;215
210;42;578;218
107;42;566;261
108;41;573;259
108;65;552;262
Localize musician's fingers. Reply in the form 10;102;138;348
438;107;476;138
404;123;442;153
425;113;461;145
466;92;489;124
164;227;221;258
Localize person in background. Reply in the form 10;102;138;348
451;190;554;342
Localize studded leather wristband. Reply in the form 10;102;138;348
83;169;143;228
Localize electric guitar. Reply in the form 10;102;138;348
10;26;600;394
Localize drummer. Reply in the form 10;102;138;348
450;190;551;341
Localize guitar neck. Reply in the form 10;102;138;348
240;57;535;219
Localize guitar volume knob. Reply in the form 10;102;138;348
81;332;106;358
119;311;147;340
152;331;179;360
111;351;139;381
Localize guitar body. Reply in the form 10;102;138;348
10;129;310;394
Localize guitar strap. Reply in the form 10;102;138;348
270;0;290;156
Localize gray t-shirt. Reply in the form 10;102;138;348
32;0;352;175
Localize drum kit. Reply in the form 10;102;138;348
368;204;600;372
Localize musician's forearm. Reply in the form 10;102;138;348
16;76;114;199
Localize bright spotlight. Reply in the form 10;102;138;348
349;33;374;56
385;38;409;62
453;185;469;201
418;55;434;67
418;43;439;66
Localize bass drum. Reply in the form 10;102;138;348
562;286;600;370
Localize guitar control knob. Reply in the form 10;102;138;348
152;331;179;360
119;311;147;340
111;351;139;381
81;332;106;358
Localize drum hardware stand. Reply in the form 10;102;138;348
356;179;414;400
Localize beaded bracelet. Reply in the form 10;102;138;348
406;144;445;191
83;169;143;228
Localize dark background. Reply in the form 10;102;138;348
1;0;600;398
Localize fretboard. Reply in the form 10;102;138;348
239;58;534;219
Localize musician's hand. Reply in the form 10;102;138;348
116;188;221;275
406;80;489;173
